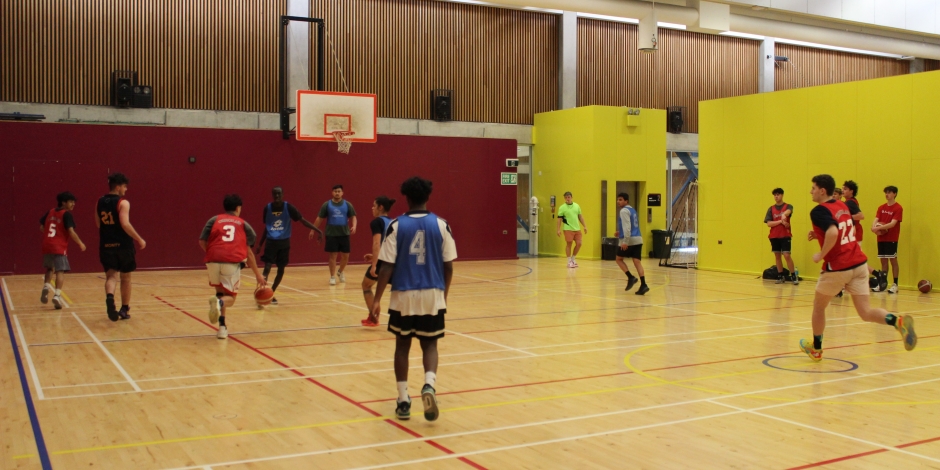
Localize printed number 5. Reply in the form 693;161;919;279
409;230;426;265
222;225;236;242
837;219;856;245
47;223;57;237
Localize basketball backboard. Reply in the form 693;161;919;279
296;90;377;143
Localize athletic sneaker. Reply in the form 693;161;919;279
888;284;898;294
421;384;440;421
208;297;221;324
567;260;575;268
271;297;278;305
572;260;579;268
361;317;379;327
337;271;346;283
879;273;889;292
329;276;337;286
775;276;785;284
395;400;411;420
635;284;650;296
118;306;130;320
872;284;883;292
793;275;800;286
799;338;822;362
896;315;917;351
106;297;119;322
625;277;638;291
40;284;52;304
216;325;228;339
52;296;63;310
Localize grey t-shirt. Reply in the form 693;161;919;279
619;205;644;246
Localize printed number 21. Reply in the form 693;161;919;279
409;230;426;265
838;219;856;245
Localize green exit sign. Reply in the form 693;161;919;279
501;172;518;185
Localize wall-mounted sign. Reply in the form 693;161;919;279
647;193;662;206
501;172;518;185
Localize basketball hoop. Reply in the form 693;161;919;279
332;131;355;154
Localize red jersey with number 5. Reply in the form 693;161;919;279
204;214;249;263
41;208;70;255
812;200;867;271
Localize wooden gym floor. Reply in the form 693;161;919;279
2;258;939;469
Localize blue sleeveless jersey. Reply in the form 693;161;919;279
265;202;293;240
617;206;641;238
327;200;349;226
391;214;446;292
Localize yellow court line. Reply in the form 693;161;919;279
60;291;75;306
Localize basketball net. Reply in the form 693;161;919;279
332;131;355;154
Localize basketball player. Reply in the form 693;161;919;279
39;191;86;309
254;187;323;305
555;191;587;268
361;196;396;327
764;188;797;285
313;185;357;285
200;194;266;339
372;177;456;421
833;187;843;201
96;173;146;322
873;185;903;294
799;174;915;362
614;193;649;295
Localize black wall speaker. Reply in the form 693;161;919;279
667;106;686;134
132;85;153;108
431;89;453;122
112;70;138;108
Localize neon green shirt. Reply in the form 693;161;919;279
557;202;582;231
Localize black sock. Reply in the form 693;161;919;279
894;277;898;285
640;276;647;286
885;314;897;326
813;335;823;350
625;271;635;279
219;316;226;326
106;293;114;300
121;304;128;310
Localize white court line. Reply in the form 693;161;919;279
2;277;15;310
71;312;141;392
276;284;319;297
448;329;538;357
166;362;940;470
710;400;940;464
333;299;367;311
12;315;44;400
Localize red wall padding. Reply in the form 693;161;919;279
0;122;517;274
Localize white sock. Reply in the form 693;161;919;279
397;381;409;402
55;289;62;296
425;371;436;388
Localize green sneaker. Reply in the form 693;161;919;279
395;400;411;420
421;384;439;421
799;338;822;362
896;315;917;351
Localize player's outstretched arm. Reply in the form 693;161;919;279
245;249;266;288
118;200;146;249
371;262;395;318
68;228;86;251
443;261;453;302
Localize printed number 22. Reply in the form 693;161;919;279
222;225;236;242
838;219;856;245
409;230;426;265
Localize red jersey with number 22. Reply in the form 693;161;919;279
204;214;249;263
42;208;70;255
813;200;867;271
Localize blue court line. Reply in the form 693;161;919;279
1;285;53;469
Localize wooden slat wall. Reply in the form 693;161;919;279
578;19;759;133
309;0;557;124
0;0;286;112
774;44;908;91
926;59;940;72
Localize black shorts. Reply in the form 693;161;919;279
387;310;446;339
617;244;643;259
325;235;351;253
878;241;898;259
100;248;136;273
261;239;291;267
770;237;792;253
364;260;384;281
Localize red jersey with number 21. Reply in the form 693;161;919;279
813;200;867;271
204;214;249;263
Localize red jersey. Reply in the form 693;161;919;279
203;214;250;263
875;202;903;242
767;203;792;238
811;200;867;271
41;208;72;255
845;197;862;241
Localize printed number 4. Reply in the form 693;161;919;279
47;223;57;237
222;225;236;242
409;230;426;265
838;219;856;245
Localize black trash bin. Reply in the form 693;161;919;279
652;230;673;259
601;237;619;261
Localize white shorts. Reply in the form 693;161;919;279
388;288;447;316
816;264;869;297
207;262;241;296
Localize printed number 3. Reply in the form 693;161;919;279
47;223;57;237
409;230;426;265
222;225;236;242
838;219;856;245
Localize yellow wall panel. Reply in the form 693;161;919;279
723;94;764;167
805;82;858;166
912;71;940;160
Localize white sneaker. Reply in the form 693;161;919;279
216;325;228;339
567;260;575;268
52;296;63;310
208;297;221;324
338;271;346;283
329;276;337;286
888;284;898;294
572;260;579;267
40;283;53;304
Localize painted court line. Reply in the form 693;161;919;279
276;284;319;297
448;329;538;357
71;312;141;392
2;278;15;310
12;315;44;400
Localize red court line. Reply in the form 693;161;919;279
787;435;940;469
258;336;393;350
154;295;487;470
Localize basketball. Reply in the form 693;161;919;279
254;287;275;305
918;280;932;293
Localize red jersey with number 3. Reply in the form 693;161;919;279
813;200;867;271
204;214;249;263
42;208;70;255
